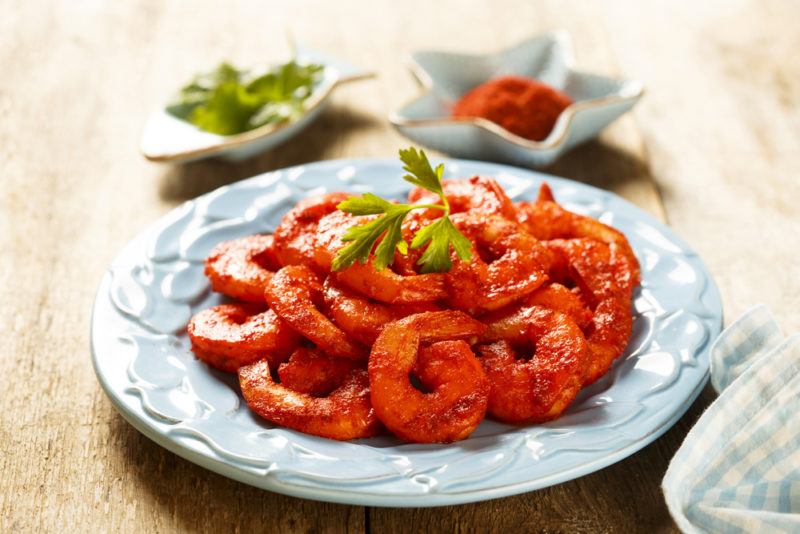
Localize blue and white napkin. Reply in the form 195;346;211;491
663;305;800;533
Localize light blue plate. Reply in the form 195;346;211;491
91;158;722;507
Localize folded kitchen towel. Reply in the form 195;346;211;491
662;305;800;533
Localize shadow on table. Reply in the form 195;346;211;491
541;139;653;192
157;104;380;203
158;123;652;205
108;412;362;533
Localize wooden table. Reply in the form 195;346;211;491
2;1;798;531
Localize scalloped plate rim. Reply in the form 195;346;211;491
92;325;710;507
90;156;723;507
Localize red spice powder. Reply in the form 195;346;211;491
451;76;573;141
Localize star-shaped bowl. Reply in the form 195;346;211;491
389;31;643;167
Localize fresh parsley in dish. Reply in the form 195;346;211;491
166;61;324;135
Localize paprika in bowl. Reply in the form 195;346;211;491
451;76;574;142
389;31;643;168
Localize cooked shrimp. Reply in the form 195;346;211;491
312;210;359;272
516;183;640;284
583;298;633;385
265;265;367;359
391;216;427;276
479;305;588;423
187;304;301;372
204;235;280;303
310;209;447;304
545;238;637;302
272;192;350;268
525;283;593;331
278;347;360;397
322;278;439;345
239;359;381;440
545;238;635;385
369;311;489;443
334;262;447;304
445;214;550;314
187;175;642;442
408;175;517;221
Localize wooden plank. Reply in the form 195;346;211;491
0;2;366;532
0;1;669;532
4;0;795;531
603;0;800;333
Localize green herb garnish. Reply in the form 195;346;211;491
331;148;473;273
166;61;324;135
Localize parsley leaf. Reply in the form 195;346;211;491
166;61;323;135
410;216;474;273
166;62;240;120
331;147;473;273
336;193;397;216
189;81;261;135
330;203;413;272
399;147;445;200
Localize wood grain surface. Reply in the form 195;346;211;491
1;1;797;532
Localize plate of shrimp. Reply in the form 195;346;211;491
91;156;722;506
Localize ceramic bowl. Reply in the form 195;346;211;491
141;46;373;164
389;31;643;167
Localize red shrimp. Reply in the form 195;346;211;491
239;359;381;440
545;238;635;384
582;298;633;385
334;262;447;304
445;213;550;314
400;176;516;273
479;305;589;423
516;183;640;284
408;176;517;221
369;311;489;443
278;347;360;397
312;210;359;272
272;192;350;268
265;265;366;359
391;215;427;276
546;238;637;302
204;235;280;303
322;278;439;345
187;303;301;372
311;209;447;304
524;283;593;331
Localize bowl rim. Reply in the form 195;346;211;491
388;31;644;151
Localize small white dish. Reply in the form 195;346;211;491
390;31;644;168
141;46;373;164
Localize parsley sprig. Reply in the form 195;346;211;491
331;148;473;273
167;61;323;135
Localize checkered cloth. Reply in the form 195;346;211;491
662;305;800;533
